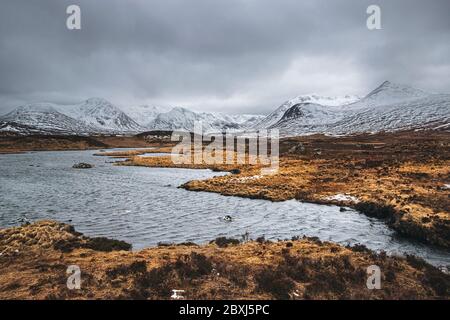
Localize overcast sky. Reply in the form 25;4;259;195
0;0;449;115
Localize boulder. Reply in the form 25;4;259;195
72;163;94;169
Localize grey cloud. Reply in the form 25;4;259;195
0;0;449;115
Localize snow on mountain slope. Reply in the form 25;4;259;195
342;81;429;111
149;107;202;131
2;81;446;136
330;94;450;134
274;102;340;126
0;103;95;135
1;98;143;135
210;113;266;129
57;98;143;133
269;82;449;136
237;115;267;128
148;107;232;132
0;121;40;135
268;103;343;136
124;105;166;128
255;94;359;129
148;107;265;132
0;99;264;135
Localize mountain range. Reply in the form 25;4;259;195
0;99;264;135
264;81;449;136
1;81;449;136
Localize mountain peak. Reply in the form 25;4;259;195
79;98;125;115
254;94;360;129
2;103;60;117
365;81;428;100
0;102;95;135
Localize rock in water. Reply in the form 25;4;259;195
72;163;94;169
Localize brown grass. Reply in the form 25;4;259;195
0;135;164;154
0;221;448;300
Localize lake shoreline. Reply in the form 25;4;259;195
102;130;450;250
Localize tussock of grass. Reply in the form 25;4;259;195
1;221;449;300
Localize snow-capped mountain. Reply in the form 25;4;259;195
343;81;429;111
0;103;96;135
274;102;339;125
255;94;359;129
238;115;267;128
56;98;143;133
147;107;265;132
124;105;166;128
0;100;265;135
1;81;447;136
330;94;450;134
0;99;144;135
209;113;266;130
267;81;450;136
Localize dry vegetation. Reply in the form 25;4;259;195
115;131;450;249
0;134;165;154
93;146;175;158
0;221;448;300
97;142;264;173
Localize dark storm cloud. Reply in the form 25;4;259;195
0;0;449;114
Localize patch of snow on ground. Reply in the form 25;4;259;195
324;194;360;203
230;175;264;182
